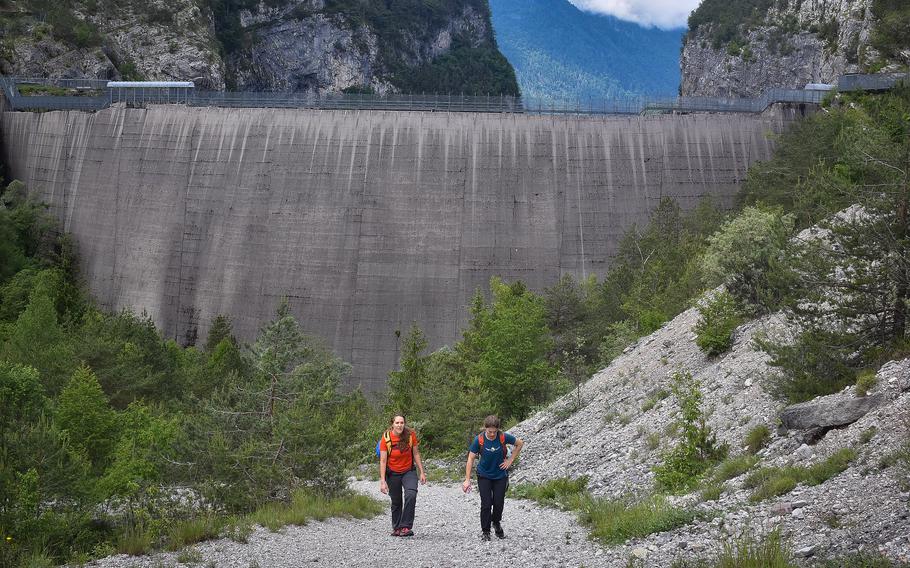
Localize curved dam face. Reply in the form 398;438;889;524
1;105;795;390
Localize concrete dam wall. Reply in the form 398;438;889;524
0;105;796;390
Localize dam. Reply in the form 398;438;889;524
0;103;798;390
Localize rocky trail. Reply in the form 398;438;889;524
86;480;607;568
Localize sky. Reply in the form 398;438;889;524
569;0;701;29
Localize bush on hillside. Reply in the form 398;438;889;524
695;291;743;357
654;371;728;492
701;206;795;313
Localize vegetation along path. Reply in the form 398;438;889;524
86;480;606;568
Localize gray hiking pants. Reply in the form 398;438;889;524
387;468;418;530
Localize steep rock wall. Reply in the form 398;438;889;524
681;0;899;97
0;105;797;390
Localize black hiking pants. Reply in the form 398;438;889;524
387;468;418;530
477;475;508;533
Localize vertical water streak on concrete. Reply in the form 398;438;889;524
574;125;586;280
64;115;91;232
600;128;613;221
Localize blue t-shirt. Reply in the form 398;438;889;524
469;432;517;480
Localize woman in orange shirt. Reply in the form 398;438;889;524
378;414;426;536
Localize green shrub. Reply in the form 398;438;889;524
701;206;795;312
855;370;877;397
583;495;701;545
744;424;771;454
859;426;877;444
757;329;858;403
695;292;742;356
653;371;728;492
870;0;910;62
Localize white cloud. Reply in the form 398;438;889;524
569;0;700;29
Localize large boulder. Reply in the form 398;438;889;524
781;394;888;430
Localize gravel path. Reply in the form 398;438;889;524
87;480;610;568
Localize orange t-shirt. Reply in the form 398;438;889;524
382;430;418;473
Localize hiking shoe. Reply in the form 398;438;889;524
391;528;401;536
493;522;505;539
481;531;491;542
399;527;414;537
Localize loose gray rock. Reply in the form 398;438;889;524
781;394;888;430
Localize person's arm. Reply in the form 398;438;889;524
379;450;389;494
463;452;476;492
413;446;427;484
500;437;524;470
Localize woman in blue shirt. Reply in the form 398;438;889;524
462;415;524;540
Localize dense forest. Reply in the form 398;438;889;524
2;84;910;566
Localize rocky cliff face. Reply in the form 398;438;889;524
0;0;226;88
0;0;514;95
225;1;496;94
681;0;907;97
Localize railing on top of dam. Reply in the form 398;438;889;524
1;73;907;115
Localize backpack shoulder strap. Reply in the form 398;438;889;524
499;431;507;459
383;430;393;454
477;433;485;450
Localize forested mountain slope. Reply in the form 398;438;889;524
490;0;682;102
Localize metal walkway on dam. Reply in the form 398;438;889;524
2;73;906;115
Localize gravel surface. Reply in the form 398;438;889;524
85;480;609;568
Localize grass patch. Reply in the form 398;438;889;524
744;424;771;454
512;478;701;545
855;370;877;396
712;454;759;483
646;432;661;451
222;516;253;543
510;476;589;510
17;84;103;97
817;552;910;567
672;530;793;567
859;426;877;444
248;490;384;532
699;481;723;502
424;460;462;483
116;523;155;556
167;515;220;549
176;547;202;564
745;448;856;502
583;495;702;546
